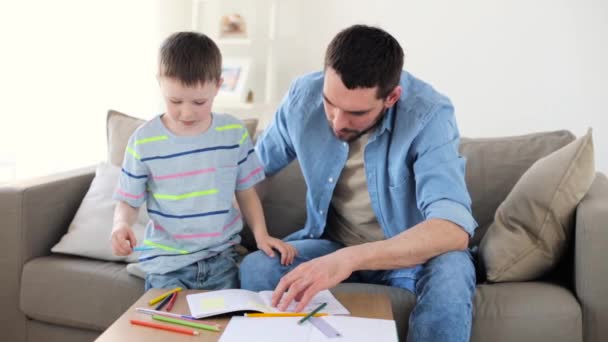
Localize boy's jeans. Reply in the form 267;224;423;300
145;248;240;291
239;239;476;342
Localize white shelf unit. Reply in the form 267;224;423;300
191;0;278;120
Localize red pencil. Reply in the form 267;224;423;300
165;292;178;312
130;319;199;336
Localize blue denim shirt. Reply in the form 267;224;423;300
256;71;477;280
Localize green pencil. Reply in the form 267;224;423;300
152;315;220;332
298;302;328;325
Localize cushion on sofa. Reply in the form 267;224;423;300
459;130;576;246
51;163;149;262
20;255;144;331
480;129;595;282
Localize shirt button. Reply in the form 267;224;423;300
328;177;334;183
309;234;314;238
319;210;323;215
343;142;347;147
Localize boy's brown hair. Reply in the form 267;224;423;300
159;32;222;86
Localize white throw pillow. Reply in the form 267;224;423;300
52;163;149;262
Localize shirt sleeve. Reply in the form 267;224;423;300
255;80;298;176
112;133;149;207
236;126;266;191
410;104;478;236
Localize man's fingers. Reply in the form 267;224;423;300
295;285;322;312
272;275;292;306
279;279;310;311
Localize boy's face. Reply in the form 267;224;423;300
322;67;401;142
158;76;222;135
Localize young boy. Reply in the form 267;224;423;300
111;32;296;290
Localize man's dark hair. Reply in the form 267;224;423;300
159;32;222;86
325;25;404;99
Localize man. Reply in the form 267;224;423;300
240;24;477;342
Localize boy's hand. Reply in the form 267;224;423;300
255;234;297;265
111;223;137;256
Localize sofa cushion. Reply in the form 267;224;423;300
460;130;576;246
480;130;595;282
472;282;582;342
51;163;149;262
20;255;144;331
106;109;258;167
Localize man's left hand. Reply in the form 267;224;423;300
271;252;353;312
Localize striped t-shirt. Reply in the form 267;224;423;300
113;113;265;275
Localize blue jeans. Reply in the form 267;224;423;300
145;248;240;291
239;239;476;342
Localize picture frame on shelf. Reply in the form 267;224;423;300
217;58;251;104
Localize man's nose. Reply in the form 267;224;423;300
332;108;348;131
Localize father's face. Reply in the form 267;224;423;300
322;67;400;142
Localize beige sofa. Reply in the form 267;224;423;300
1;125;607;342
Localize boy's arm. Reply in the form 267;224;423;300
111;200;140;255
236;187;296;264
235;187;268;240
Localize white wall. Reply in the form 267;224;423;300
272;0;608;172
1;0;606;181
0;0;161;181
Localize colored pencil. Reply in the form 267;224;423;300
130;319;199;335
152;315;220;332
148;287;182;305
298;303;328;324
245;313;328;318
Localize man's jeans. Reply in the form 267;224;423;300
145;248;240;291
240;239;476;342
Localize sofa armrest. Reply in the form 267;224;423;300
575;172;608;342
0;166;95;342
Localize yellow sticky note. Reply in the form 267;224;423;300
201;297;225;310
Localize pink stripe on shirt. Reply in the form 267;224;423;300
173;232;222;239
238;167;263;184
116;188;145;199
153;167;216;180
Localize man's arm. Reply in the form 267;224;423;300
272;218;468;311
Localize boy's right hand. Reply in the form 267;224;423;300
111;223;137;256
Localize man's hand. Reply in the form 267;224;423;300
255;234;297;265
111;223;137;256
271;252;354;312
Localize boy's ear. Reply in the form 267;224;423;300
218;77;224;88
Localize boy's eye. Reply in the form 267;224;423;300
170;100;182;104
194;101;206;106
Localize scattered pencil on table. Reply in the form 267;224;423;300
135;307;220;327
245;312;328;318
298;302;328;325
148;287;183;305
130;319;199;336
154;292;174;311
165;292;178;312
152;315;220;332
133;246;155;251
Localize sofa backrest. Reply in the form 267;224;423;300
252;130;576;249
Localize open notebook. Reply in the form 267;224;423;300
219;316;398;342
186;289;350;318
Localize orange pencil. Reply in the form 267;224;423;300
130;319;199;336
165;292;178;312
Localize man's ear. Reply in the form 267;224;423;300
384;86;402;108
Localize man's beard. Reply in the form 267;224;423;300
331;109;386;142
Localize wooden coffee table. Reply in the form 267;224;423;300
96;288;394;341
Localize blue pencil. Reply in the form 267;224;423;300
133;246;155;251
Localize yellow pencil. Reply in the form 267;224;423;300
245;313;328;318
148;287;183;305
